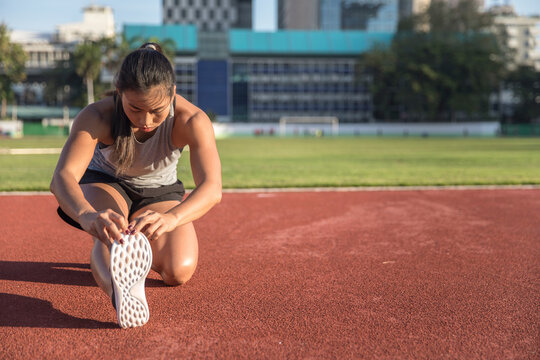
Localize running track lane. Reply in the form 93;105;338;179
0;190;538;359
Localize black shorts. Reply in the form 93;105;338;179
57;169;185;231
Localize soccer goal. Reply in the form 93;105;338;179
279;116;339;136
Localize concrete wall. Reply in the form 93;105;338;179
213;122;501;137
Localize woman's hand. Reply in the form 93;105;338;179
79;209;129;247
128;210;178;241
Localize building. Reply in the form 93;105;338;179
56;5;115;43
438;0;484;9
398;0;430;20
125;24;393;123
11;31;70;72
279;0;399;33
10;31;71;105
230;30;391;122
490;5;540;70
10;5;115;106
340;0;399;32
278;0;319;30
162;0;252;31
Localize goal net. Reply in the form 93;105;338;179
279;116;339;136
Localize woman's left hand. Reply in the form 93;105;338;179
128;210;177;241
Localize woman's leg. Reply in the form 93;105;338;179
81;183;130;297
130;201;199;286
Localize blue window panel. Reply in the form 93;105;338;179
197;60;228;116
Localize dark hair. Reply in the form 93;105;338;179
111;42;176;174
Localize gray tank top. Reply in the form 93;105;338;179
87;102;182;188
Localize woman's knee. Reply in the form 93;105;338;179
160;258;197;286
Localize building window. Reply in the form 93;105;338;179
167;8;173;18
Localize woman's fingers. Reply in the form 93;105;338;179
109;211;129;233
98;212;124;242
128;211;175;241
143;221;164;241
82;209;128;246
93;223;112;246
129;211;157;234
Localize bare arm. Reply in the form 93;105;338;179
50;104;127;244
171;111;222;225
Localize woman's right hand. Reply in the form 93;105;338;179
79;209;129;247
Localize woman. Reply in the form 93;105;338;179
50;43;222;328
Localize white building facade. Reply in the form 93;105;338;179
495;16;540;70
56;5;115;43
10;5;116;106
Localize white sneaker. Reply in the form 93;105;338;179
110;232;153;328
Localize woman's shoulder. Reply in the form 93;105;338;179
171;94;213;147
72;96;115;143
173;95;206;124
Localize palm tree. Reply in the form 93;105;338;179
102;35;132;83
73;40;103;105
0;23;27;118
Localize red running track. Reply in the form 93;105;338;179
0;190;539;359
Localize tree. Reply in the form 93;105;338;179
101;35;133;84
362;0;505;121
504;65;540;123
361;45;400;120
399;0;494;34
43;55;85;108
0;23;27;118
73;40;104;105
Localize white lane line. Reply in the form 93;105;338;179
0;148;62;155
222;185;540;192
1;185;540;196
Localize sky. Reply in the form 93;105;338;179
0;0;538;34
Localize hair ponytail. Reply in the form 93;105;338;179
111;42;175;175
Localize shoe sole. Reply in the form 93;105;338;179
110;232;152;328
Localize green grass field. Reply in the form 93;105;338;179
1;136;539;191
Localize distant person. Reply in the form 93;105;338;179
50;43;222;328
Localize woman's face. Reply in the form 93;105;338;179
120;85;175;134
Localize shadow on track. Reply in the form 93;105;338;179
0;261;164;287
0;293;118;329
